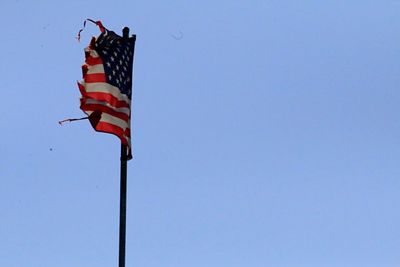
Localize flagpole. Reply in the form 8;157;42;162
119;144;128;267
119;26;130;267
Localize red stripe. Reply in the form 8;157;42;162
82;91;130;108
94;121;129;145
78;81;86;95
81;65;88;77
84;73;106;83
125;127;131;137
80;102;130;122
86;55;103;66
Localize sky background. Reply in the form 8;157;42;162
1;0;400;266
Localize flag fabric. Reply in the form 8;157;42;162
78;22;136;159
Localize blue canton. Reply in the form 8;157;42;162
95;30;135;99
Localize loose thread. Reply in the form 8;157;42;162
58;116;89;125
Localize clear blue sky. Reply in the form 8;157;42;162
1;1;400;266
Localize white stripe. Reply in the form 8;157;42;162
85;47;100;58
81;82;131;104
83;99;130;115
86;64;105;74
126;137;131;148
100;113;129;131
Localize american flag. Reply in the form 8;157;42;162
78;25;136;159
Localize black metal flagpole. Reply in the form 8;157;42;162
119;144;128;267
119;26;131;267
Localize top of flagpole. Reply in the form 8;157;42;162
123;27;129;39
123;26;136;41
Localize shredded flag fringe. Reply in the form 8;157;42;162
77;19;105;42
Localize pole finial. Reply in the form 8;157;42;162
123;27;130;39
